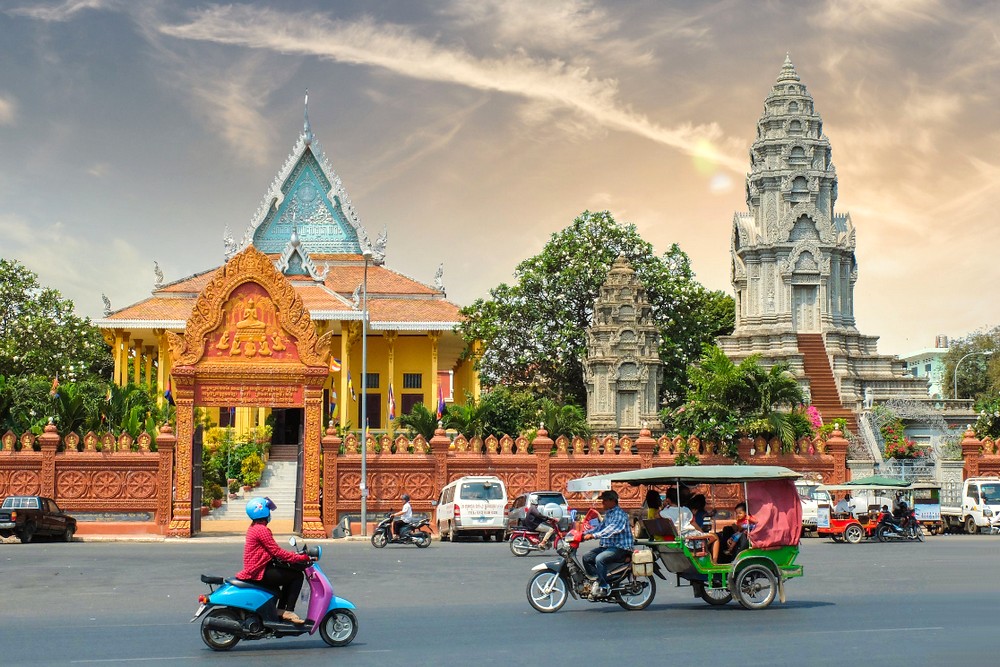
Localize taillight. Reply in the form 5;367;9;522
198;595;209;604
10;511;15;522
453;506;460;519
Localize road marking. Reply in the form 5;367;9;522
71;659;197;664
793;626;944;636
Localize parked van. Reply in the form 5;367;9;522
435;475;507;542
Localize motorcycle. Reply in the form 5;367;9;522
876;510;922;542
371;513;432;548
192;537;358;651
509;521;567;557
525;510;662;613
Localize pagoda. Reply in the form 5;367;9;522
717;57;927;431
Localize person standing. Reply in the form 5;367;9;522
581;490;634;598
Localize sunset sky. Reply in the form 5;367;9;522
1;1;997;356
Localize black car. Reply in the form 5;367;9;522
0;496;77;543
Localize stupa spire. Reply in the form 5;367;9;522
777;53;800;83
303;89;313;146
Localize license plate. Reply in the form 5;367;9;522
189;604;206;623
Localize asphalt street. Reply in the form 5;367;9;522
1;534;996;666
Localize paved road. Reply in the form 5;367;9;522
1;534;997;666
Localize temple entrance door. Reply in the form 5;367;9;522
272;408;304;445
792;285;819;332
617;391;638;430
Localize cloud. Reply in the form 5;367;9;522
7;0;115;22
812;0;947;33
157;4;744;172
0;94;16;125
0;214;150;320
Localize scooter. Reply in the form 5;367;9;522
192;537;358;651
371;514;432;548
876;510;922;542
509;522;566;557
525;509;663;613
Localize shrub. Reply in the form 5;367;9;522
241;452;265;487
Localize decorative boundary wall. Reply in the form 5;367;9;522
0;424;176;532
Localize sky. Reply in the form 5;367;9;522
0;0;998;357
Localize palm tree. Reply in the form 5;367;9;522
395;402;438;441
537;399;590;439
444;394;488;438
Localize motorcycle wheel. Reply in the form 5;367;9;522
696;583;733;606
510;536;532;557
201;608;241;651
371;532;388;549
733;564;777;610
910;525;923;542
415;533;431;548
876;525;890;543
616;576;656;611
526;571;568;613
843;523;864;544
319;609;358;647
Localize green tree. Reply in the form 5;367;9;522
944;326;1000;401
444;393;488;438
459;211;733;408
537;398;590;439
0;259;113;382
480;386;537;437
395;402;438;441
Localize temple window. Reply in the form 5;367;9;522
365;373;380;389
789;119;802;134
788;101;799;113
403;373;422;389
789;146;806;164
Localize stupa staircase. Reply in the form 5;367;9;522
797;334;858;435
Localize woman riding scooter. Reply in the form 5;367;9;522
237;497;311;624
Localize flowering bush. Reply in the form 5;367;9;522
880;413;926;460
973;397;1000;440
806;405;823;431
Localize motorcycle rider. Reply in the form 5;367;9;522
237;497;311;624
390;493;414;540
521;495;558;549
581;490;633;598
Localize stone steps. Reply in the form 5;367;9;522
797;333;859;434
204;460;300;521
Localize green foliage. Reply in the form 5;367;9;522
0;259;113;382
444;393;488;438
395;402;438;440
944;327;1000;400
973;396;1000;440
480;386;537;437
459;210;733;408
664;346;806;455
241;453;265;487
537;398;590;439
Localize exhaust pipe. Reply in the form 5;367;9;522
203;617;243;634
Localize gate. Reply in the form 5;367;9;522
191;425;204;535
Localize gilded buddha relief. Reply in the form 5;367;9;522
211;283;297;361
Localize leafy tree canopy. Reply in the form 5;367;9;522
459;211;734;408
943;326;1000;401
0;258;112;382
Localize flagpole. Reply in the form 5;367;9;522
360;249;371;537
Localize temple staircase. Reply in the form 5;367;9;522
797;334;859;435
203;444;299;521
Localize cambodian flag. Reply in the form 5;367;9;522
436;384;445;420
329;357;341;373
388;383;396;421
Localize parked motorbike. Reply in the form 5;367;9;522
509;522;566;557
192;538;358;651
876;510;922;542
525;510;662;613
371;514;432;548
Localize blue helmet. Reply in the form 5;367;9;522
246;497;276;521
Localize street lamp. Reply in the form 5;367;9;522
360;247;371;536
954;350;995;399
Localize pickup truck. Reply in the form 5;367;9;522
941;477;1000;534
0;496;77;543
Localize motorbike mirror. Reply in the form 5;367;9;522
430;500;438;507
288;537;297;547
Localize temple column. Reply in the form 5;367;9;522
384;331;397;438
155;330;167;406
340;322;357;428
113;330;123;387
301;380;326;537
471;341;482;402
133;338;143;386
429;331;441;411
119;331;130;386
167;378;195;537
144;345;153;387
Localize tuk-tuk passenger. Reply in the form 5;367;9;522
660;490;720;562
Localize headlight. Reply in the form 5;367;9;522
984;508;994;517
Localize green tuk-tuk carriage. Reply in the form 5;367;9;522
567;465;805;610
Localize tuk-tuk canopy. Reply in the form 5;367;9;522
565;465;802;493
818;475;940;493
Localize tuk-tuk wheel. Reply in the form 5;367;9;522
733;564;777;610
843;523;864;544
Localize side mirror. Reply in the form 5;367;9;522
288;537;297;547
431;500;439;507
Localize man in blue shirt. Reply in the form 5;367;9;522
581;490;633;598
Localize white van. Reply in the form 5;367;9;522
435;475;507;542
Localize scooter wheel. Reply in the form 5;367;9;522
510;536;531;557
201;609;241;651
371;532;388;549
319;609;358;647
415;533;431;548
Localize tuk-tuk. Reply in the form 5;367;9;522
817;478;939;542
567;465;804;610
